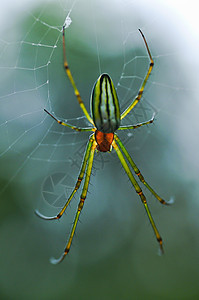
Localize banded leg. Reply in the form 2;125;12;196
62;26;94;125
118;114;155;130
44;109;94;132
35;135;94;220
121;29;154;120
114;134;169;205
51;137;97;264
112;139;163;253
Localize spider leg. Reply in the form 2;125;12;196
62;26;94;125
50;136;97;264
114;134;169;205
121;29;154;120
35;135;95;220
112;138;163;254
44;109;94;132
118;114;155;130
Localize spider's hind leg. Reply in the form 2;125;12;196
121;30;154;120
62;26;94;125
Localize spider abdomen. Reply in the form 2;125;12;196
91;73;121;133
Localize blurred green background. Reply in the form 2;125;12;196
0;0;199;299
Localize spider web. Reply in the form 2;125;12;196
0;0;186;198
1;1;199;298
1;1;199;299
0;0;193;267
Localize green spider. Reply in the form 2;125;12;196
35;25;169;264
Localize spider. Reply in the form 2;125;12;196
35;25;169;264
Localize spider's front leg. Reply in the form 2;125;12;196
114;134;169;206
35;135;95;221
50;135;97;264
112;138;164;254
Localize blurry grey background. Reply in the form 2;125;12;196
0;0;199;299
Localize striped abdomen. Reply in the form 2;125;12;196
91;73;121;133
